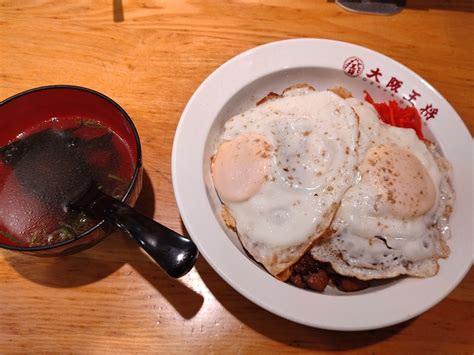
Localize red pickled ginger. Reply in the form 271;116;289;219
364;91;426;141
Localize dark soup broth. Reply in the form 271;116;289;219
0;117;135;247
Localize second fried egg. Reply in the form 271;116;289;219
311;98;454;280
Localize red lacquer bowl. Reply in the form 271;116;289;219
0;85;143;256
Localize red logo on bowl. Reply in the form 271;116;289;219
343;56;364;77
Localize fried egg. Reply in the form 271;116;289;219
311;98;454;280
211;85;359;278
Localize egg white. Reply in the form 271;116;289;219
215;87;359;277
311;99;454;279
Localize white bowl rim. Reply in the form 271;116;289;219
172;38;473;331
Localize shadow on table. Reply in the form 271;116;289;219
193;246;412;351
328;0;473;13
406;0;473;12
4;169;203;320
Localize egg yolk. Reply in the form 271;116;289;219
212;133;272;203
361;144;436;218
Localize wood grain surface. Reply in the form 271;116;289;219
0;0;473;353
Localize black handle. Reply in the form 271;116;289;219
76;189;198;278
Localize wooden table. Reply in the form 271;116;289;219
1;1;473;353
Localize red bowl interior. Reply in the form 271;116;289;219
0;86;141;248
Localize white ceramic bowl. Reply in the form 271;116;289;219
172;39;473;330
